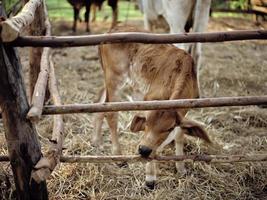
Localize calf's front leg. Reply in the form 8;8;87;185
175;128;186;175
92;89;106;147
145;161;157;190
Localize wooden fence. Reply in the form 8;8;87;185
0;0;267;198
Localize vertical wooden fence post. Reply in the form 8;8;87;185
24;0;47;102
0;5;48;200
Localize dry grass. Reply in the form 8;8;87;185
1;17;267;199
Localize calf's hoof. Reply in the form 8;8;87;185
91;136;103;147
145;181;156;190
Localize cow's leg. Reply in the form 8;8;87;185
104;77;122;155
109;0;118;29
143;13;153;31
175;128;186;175
191;0;211;96
93;81;122;155
72;8;79;32
84;1;92;32
145;161;157;190
163;0;194;50
92;89;106;147
106;111;121;155
142;0;156;31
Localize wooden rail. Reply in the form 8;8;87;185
7;29;267;47
41;96;267;115
1;154;267;163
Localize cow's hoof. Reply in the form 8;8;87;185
145;181;156;190
116;161;128;168
91;136;103;147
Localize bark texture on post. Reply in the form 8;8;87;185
28;0;45;102
0;33;48;200
27;48;50;120
2;0;46;104
27;1;51;121
31;58;64;183
28;2;64;183
0;0;43;42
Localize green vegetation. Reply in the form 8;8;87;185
3;0;20;13
46;0;143;21
212;0;250;9
229;0;249;10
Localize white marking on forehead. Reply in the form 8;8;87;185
157;127;182;153
145;131;156;142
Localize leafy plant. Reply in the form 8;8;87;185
229;0;249;10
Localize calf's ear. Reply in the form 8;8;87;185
180;119;211;143
130;115;146;132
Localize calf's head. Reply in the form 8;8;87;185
130;110;211;158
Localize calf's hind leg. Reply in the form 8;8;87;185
105;80;122;155
145;161;157;190
175;128;186;175
92;89;106;147
93;76;122;155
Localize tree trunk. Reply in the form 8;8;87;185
0;6;48;199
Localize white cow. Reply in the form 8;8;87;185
141;0;211;95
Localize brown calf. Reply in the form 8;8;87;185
93;26;211;189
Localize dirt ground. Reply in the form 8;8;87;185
1;17;267;199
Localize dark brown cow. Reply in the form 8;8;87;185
67;0;118;32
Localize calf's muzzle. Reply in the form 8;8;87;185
138;145;152;158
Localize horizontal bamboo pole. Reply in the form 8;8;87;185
1;154;267;163
8;29;267;47
42;96;267;115
0;0;42;42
